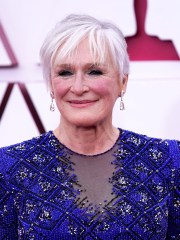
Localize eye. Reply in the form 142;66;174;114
58;70;73;77
88;70;103;76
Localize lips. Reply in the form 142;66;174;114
68;99;97;108
69;100;96;104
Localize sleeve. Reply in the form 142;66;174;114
166;140;180;239
0;148;18;240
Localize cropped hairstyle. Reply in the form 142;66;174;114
40;14;130;87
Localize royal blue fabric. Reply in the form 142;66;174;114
0;129;179;239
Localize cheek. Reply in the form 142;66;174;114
52;78;69;97
92;80;119;99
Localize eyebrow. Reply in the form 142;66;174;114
54;64;71;68
54;63;107;69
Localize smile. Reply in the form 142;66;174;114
68;100;97;108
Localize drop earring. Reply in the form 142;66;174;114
50;91;55;112
120;90;125;110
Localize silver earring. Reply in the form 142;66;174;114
50;91;55;112
120;91;125;110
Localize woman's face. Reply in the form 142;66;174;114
51;39;127;127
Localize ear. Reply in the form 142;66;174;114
118;75;128;97
49;79;55;98
121;74;128;93
50;90;55;99
117;74;128;98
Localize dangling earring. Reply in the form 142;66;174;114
120;90;125;110
50;91;55;112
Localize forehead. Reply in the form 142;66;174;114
52;38;114;68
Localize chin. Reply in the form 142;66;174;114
66;115;103;128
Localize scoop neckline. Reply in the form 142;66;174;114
49;128;122;157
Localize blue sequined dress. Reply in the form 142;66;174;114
0;129;179;239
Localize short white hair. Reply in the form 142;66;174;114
40;14;130;87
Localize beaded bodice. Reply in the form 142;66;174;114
0;129;179;240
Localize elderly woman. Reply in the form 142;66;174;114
0;14;179;240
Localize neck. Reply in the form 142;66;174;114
54;121;119;155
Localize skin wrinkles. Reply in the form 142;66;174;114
51;63;110;80
51;38;128;155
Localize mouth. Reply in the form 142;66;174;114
68;100;97;108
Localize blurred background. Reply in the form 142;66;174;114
0;0;180;147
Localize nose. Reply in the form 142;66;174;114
70;73;89;95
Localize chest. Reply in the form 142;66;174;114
10;155;170;240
